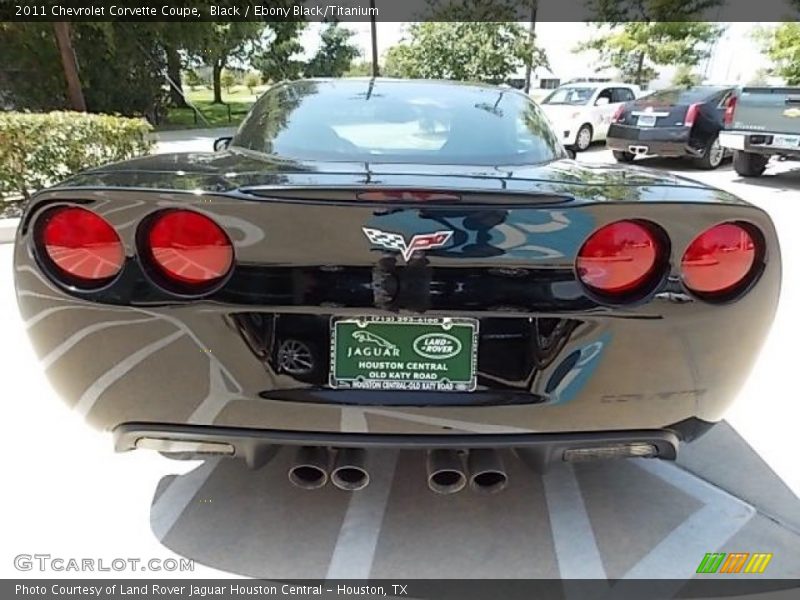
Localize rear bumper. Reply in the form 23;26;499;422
14;188;781;439
607;125;692;157
552;122;578;146
720;130;800;156
114;421;690;469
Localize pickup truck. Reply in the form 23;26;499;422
720;86;800;177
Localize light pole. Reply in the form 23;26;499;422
370;0;379;77
523;1;538;94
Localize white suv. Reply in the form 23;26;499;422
539;82;642;151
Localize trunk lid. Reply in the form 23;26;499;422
730;86;800;135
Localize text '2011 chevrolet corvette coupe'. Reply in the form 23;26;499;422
14;79;780;494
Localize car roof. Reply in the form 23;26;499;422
559;82;638;88
282;77;522;95
659;85;731;93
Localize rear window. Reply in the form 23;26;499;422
232;80;564;165
643;87;726;105
542;87;595;105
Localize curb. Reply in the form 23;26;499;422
0;218;19;244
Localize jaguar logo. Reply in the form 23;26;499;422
362;227;453;262
347;330;400;358
351;330;398;351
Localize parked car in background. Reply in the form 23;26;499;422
539;82;641;151
720;86;800;177
607;86;735;169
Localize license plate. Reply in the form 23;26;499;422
773;134;800;149
330;317;478;392
637;114;657;127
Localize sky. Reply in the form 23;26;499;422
298;22;775;90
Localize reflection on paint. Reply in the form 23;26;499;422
365;208;597;261
546;333;611;405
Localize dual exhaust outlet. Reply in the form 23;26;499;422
288;447;370;491
287;447;508;495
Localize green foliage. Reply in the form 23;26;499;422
305;24;361;78
159;99;251;131
577;1;723;87
380;22;547;83
423;0;533;20
754;23;800;85
0;112;153;199
383;45;415;79
220;69;237;93
346;61;374;77
0;22;168;119
184;69;204;91
576;21;722;86
672;65;703;87
252;22;307;82
582;0;722;21
0;22;67;109
747;68;771;86
243;71;262;94
0;12;305;118
184;22;266;70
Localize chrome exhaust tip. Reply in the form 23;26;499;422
628;145;649;156
288;446;329;490
331;448;370;491
468;449;508;494
426;449;467;495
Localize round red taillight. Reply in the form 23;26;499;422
146;210;233;287
577;220;662;295
40;207;124;285
682;223;757;295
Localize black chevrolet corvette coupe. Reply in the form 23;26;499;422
14;79;780;494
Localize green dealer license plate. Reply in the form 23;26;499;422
330;317;478;392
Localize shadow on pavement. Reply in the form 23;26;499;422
151;423;800;579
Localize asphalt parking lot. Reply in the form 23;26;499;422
1;135;799;581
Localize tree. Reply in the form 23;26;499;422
747;67;770;86
754;23;800;85
163;43;187;107
243;71;261;94
252;22;307;83
183;22;266;103
383;45;414;79
184;69;203;91
0;22;169;119
345;61;374;77
578;0;723;87
672;64;703;87
577;21;722;87
380;22;547;83
52;22;86;111
220;69;236;94
305;23;360;78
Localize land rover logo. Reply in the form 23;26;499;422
413;333;462;360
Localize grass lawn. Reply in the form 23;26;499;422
157;84;269;131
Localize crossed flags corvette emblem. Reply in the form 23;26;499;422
362;227;453;262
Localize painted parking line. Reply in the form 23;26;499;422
341;406;369;432
151;458;221;541
622;459;756;580
542;463;607;579
326;450;399;579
